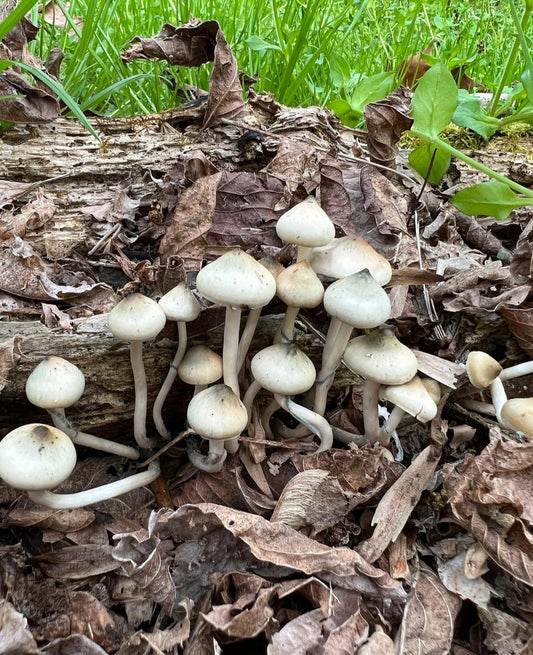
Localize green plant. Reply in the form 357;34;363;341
408;62;533;219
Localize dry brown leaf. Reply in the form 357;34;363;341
357;446;441;563
501;305;533;358
437;551;493;608
478;606;533;655
397;564;462;655
40;634;109;654
443;430;533;586
0;600;39;655
357;626;396;654
4;507;95;533
28;545;120;580
268;608;326;654
0;336;18;393
0;68;60;123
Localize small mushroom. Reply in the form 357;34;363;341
0;424;160;509
178;345;223;395
500;397;533;438
26;356;139;459
108;293;167;449
465;351;507;423
186;384;249;472
153;283;201;438
276;196;335;262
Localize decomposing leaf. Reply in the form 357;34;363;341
4;507;95;533
40;634;109;654
0;600;39;655
28;545;120;580
0;337;18;393
123;20;244;128
357;446;441;563
0;68;61;123
501;305;533;358
478;606;533;655
268;608;326;654
437;551;493;608
397;564;462;655
444;430;533;586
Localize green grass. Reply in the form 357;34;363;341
21;0;533;118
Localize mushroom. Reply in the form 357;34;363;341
186;384;249;472
26;356;139;460
343;328;418;444
108;293;167;449
309;235;392;286
178;345;223;395
0;423;160;509
274;259;324;344
314;268;391;416
500;398;533;438
378;376;439;444
500;360;533;381
153;283;201;438
465;351;507;423
276;196;335;262
244;343;333;452
195;249;276;398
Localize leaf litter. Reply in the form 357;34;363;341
0;15;533;655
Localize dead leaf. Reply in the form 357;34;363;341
268;608;326;654
478;606;533;655
0;68;60;123
438;551;493;608
397;564;462;655
4;507;95;533
0;600;39;655
443;430;533;586
501;305;533;358
357;446;441;563
28;545;120;580
0;337;18;393
40;634;109;654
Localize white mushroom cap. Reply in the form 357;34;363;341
309;236;392;285
343;328;418;385
466;351;503;389
0;423;77;491
196;250;276;310
178;345;223;386
276;197;335;248
187;384;248;441
26;356;86;409
251;343;316;395
276;260;324;308
259;255;285;279
323;268;391;329
108;293;167;341
158;282;201;322
379;376;438;423
421;378;442;405
501;398;533;436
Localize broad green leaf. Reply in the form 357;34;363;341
411;62;458;138
452;90;500;140
521;69;533;106
328;98;361;127
326;52;351;89
408;142;451;185
451;181;533;219
350;71;396;114
245;35;281;52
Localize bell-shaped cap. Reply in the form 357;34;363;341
344;328;418;385
379;376;438;423
276;197;335;248
196;250;276;310
26;356;86;409
309;236;392;285
466;351;502;389
187;384;248;441
178;345;223;386
251;343;316;396
276;260;324;309
108;293;167;341
0;423;77;491
323;268;391;329
158;282;201;322
259;255;285;279
501;398;533;436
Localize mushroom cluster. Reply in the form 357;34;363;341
9;194;528;508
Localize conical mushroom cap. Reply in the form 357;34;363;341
276;260;324;308
158;283;201;322
323;268;391;328
187;384;248;440
501;398;533;436
379;376;438;423
309;236;392;285
26;356;85;409
196;250;276;309
251;343;316;395
344;328;418;385
108;293;167;341
0;423;77;491
259;255;285;279
466;351;502;389
276;197;335;248
178;346;223;386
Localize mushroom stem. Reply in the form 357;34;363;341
130;340;157;449
224;306;242;397
48;409;140;460
27;462;161;509
500;361;533;380
296;245;312;262
273;393;333;452
243;380;262;419
314;319;354;416
153;321;188;439
461;399;496;415
377;406;404;445
186;435;227;473
237;308;262;371
261;398;279;440
331;426;367;446
274;306;300;344
363;380;382;444
490;377;508;424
